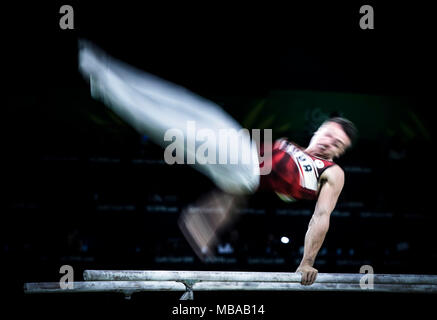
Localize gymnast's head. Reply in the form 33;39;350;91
306;117;357;161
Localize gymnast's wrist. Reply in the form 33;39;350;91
299;257;315;267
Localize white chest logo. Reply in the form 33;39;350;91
314;159;325;169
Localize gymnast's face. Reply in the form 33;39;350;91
307;122;351;160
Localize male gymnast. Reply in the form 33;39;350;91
78;41;357;286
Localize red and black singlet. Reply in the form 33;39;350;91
260;138;336;201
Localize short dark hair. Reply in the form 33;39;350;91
323;117;358;146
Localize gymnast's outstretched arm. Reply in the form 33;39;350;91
297;165;345;285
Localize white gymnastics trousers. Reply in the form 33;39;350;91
78;41;260;195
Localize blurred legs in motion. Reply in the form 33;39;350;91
178;189;247;260
78;40;259;259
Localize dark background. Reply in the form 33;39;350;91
3;1;436;317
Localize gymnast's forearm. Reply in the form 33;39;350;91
299;213;330;267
